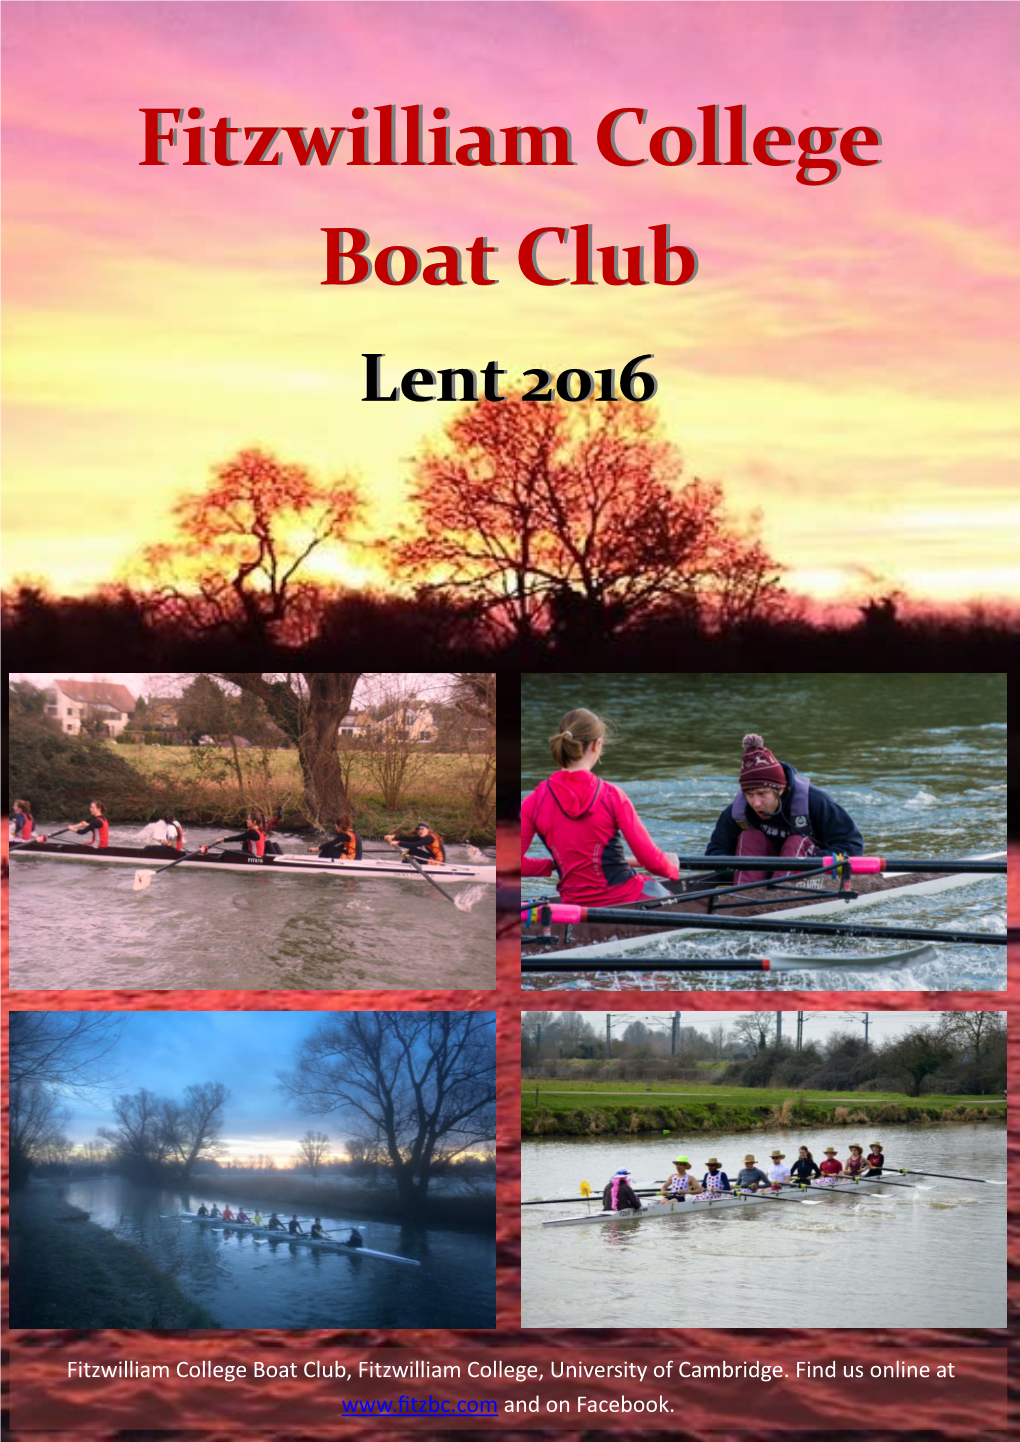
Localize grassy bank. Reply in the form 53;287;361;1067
522;1082;1005;1137
8;1184;220;1328
202;1171;496;1231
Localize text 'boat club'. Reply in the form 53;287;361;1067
520;712;1005;975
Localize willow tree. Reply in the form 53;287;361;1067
212;673;363;825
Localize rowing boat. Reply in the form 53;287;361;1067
523;851;1005;962
170;1211;421;1265
541;1176;909;1227
11;840;496;885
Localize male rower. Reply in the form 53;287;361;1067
310;816;363;860
702;1158;732;1193
209;1205;221;1219
287;1214;306;1237
603;1167;643;1213
661;1157;702;1199
236;1208;250;1224
706;733;864;886
385;821;446;865
266;1211;285;1230
310;1218;327;1241
734;1154;769;1191
765;1150;791;1188
69;800;110;848
222;1204;234;1221
196;1203;209;1217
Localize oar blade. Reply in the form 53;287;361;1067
132;870;154;892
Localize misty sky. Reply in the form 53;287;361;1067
13;673;456;706
526;1010;1004;1048
17;1011;399;1161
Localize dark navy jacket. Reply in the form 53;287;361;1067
706;762;863;856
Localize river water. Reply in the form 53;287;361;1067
521;674;1006;990
9;827;495;990
62;1176;495;1329
521;1124;1004;1328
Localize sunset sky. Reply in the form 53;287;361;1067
3;2;1018;601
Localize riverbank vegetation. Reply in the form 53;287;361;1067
9;1184;220;1328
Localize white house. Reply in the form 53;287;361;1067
337;711;375;738
338;703;436;743
45;679;136;736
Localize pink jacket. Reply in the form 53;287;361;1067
521;770;678;906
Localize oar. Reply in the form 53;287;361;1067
26;827;75;843
523;903;1005;948
879;1166;1005;1184
133;846;213;892
404;851;456;904
658;855;1007;874
522;946;935;973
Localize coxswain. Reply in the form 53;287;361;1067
200;812;266;857
209;1205;221;1219
735;1154;769;1191
702;1158;732;1193
70;800;110;848
820;1147;843;1179
706;733;864;886
844;1144;867;1177
11;800;34;841
603;1167;643;1213
156;812;185;851
789;1146;822;1184
310;816;363;860
385;821;446;865
287;1214;306;1236
864;1142;885;1176
660;1156;702;1199
521;708;680;907
222;1204;234;1221
266;1212;284;1230
196;1203;209;1217
251;1211;265;1227
346;1227;364;1248
765;1150;791;1188
236;1208;250;1224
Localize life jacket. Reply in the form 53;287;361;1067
169;822;183;851
19;815;34;840
89;816;110;848
245;828;266;857
341;830;362;860
422;831;445;863
731;770;812;835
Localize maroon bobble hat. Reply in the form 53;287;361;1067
739;734;786;791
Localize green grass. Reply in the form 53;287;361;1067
524;1081;1004;1108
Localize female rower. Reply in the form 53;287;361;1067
251;1210;265;1227
11;800;34;841
222;1204;234;1221
765;1150;791;1187
236;1208;250;1224
200;813;266;857
789;1146;821;1183
844;1144;867;1177
266;1212;285;1231
706;733;864;886
603;1168;643;1213
661;1157;702;1199
311;816;363;860
702;1158;732;1193
156;812;185;851
521;708;680;907
819;1147;843;1178
70;801;110;848
385;822;446;864
735;1154;769;1191
864;1142;885;1176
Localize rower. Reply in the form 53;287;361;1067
266;1212;285;1230
209;1205;221;1219
236;1208;250;1223
820;1147;843;1178
844;1144;867;1177
706;733;864;887
661;1156;702;1199
603;1168;643;1213
222;1204;234;1221
385;821;446;865
310;1218;327;1241
252;1211;265;1227
287;1214;306;1236
702;1158;732;1193
310;816;363;860
196;1203;209;1217
155;812;185;851
765;1150;791;1188
346;1227;364;1248
200;812;266;858
11;800;34;841
69;800;110;848
864;1141;885;1176
734;1154;769;1191
789;1146;822;1183
521;708;680;907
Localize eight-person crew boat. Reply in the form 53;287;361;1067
521;708;681;909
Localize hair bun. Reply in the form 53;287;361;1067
742;733;764;751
